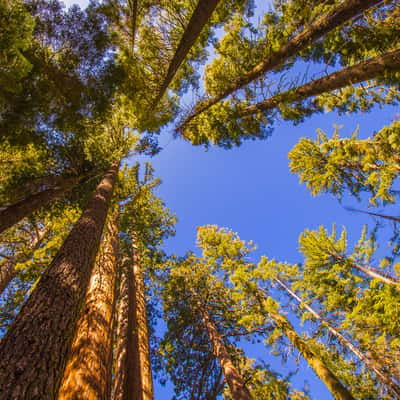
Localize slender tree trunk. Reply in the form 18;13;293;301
242;48;400;116
127;0;138;49
200;306;253;400
132;234;154;400
153;0;221;106
113;247;141;400
0;226;48;296
250;289;354;400
0;162;119;399
0;175;80;235
57;214;119;400
179;0;383;129
346;207;400;224
332;254;400;288
275;278;400;397
0;260;15;296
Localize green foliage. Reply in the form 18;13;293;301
289;122;400;205
0;0;34;106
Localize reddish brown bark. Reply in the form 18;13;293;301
57;215;119;400
200;307;253;400
178;0;383;130
0;163;119;399
153;0;221;106
242;48;400;115
0;175;80;235
132;237;154;400
113;248;142;400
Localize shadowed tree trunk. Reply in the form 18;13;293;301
113;245;141;400
113;234;154;400
0;162;119;399
200;305;253;400
128;0;138;49
132;235;154;400
179;0;383;129
0;226;48;296
57;214;120;400
275;279;400;397
241;48;400;116
0;175;80;235
153;0;221;106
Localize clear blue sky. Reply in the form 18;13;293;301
63;1;398;398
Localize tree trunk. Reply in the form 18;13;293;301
128;0;138;49
0;162;119;399
275;278;400;397
179;0;382;128
332;254;400;288
242;48;400;116
0;175;80;235
257;293;355;400
113;247;142;400
153;0;221;106
0;226;48;296
57;214;119;400
200;306;253;400
132;235;154;400
347;207;400;224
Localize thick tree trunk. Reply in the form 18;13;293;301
258;295;355;400
179;0;383;128
0;175;80;235
57;214;119;400
153;0;221;106
0;226;48;296
275;279;400;397
0;162;119;399
132;235;154;400
200;306;253;400
113;252;142;400
242;48;400;116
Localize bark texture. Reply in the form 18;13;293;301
0;163;119;399
180;0;383;128
57;215;119;400
0;226;48;296
153;0;221;106
275;279;400;397
200;307;253;400
132;237;154;400
242;48;400;115
113;248;142;400
0;175;80;235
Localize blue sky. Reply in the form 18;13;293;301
63;1;399;398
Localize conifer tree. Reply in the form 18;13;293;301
289;121;400;205
178;0;386;136
0;162;119;398
57;213;119;400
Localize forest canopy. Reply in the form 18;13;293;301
0;0;399;399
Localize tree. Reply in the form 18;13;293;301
113;163;176;400
289;121;400;205
0;162;119;398
57;213;119;400
178;0;385;134
179;48;400;147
